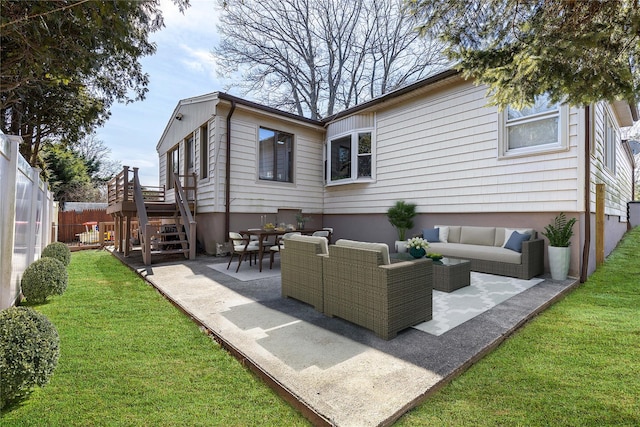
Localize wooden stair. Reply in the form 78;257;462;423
107;166;197;265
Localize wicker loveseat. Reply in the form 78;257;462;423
322;240;433;340
422;225;544;280
280;234;329;312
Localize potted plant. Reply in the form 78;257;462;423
542;212;577;280
387;201;417;253
407;237;429;259
295;213;311;230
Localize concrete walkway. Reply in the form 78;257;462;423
114;251;579;426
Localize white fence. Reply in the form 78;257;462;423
1;133;56;310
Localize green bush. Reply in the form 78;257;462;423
41;241;71;266
21;257;68;303
0;306;60;409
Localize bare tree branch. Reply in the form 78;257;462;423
215;0;447;119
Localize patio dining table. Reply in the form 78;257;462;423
239;228;323;272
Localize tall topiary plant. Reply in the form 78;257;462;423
0;307;60;409
42;241;71;266
386;201;417;241
21;257;68;303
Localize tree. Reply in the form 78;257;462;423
71;134;121;185
215;0;447;119
42;144;99;206
0;0;189;165
405;0;640;109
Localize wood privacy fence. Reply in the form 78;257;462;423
58;209;113;243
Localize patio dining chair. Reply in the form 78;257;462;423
269;232;301;269
227;231;260;273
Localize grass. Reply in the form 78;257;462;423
1;250;309;426
2;228;639;426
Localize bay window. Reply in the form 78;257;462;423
327;130;373;184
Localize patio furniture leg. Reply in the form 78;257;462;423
236;252;248;273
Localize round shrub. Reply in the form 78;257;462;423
41;241;71;266
0;306;60;409
21;257;68;303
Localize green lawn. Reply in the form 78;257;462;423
1;250;308;426
2;228;639;426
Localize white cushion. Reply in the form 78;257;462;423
437;226;449;243
335;239;391;265
289;234;329;255
233;242;259;251
502;228;534;247
434;225;450;243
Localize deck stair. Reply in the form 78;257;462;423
107;166;197;265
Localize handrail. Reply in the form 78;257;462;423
173;173;197;260
132;168;153;265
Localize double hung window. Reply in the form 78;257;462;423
499;94;567;157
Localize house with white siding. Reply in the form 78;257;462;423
156;69;638;279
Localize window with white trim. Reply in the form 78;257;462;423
167;144;179;189
327;130;373;184
200;123;208;179
259;127;293;183
499;94;568;157
604;111;618;173
185;133;194;174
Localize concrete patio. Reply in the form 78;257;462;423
112;249;579;426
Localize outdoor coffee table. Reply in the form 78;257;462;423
392;254;471;292
431;257;471;292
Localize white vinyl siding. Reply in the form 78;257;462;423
323;80;582;215
217;108;324;214
589;103;631;221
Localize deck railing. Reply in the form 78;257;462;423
107;166;166;206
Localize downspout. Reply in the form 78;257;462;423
580;105;591;283
225;100;236;241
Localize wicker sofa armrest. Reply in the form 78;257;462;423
521;238;544;279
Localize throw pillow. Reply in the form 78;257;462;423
504;231;531;253
422;228;440;243
436;226;450;243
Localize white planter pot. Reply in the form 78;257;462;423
548;246;571;280
395;240;407;253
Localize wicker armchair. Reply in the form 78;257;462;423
280;235;328;312
323;242;433;340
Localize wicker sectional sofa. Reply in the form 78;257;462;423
280;236;433;340
422;225;544;280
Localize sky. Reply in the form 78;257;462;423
96;0;231;186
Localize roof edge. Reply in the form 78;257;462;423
216;93;324;126
322;69;461;123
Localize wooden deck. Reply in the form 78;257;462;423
106;166;197;264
